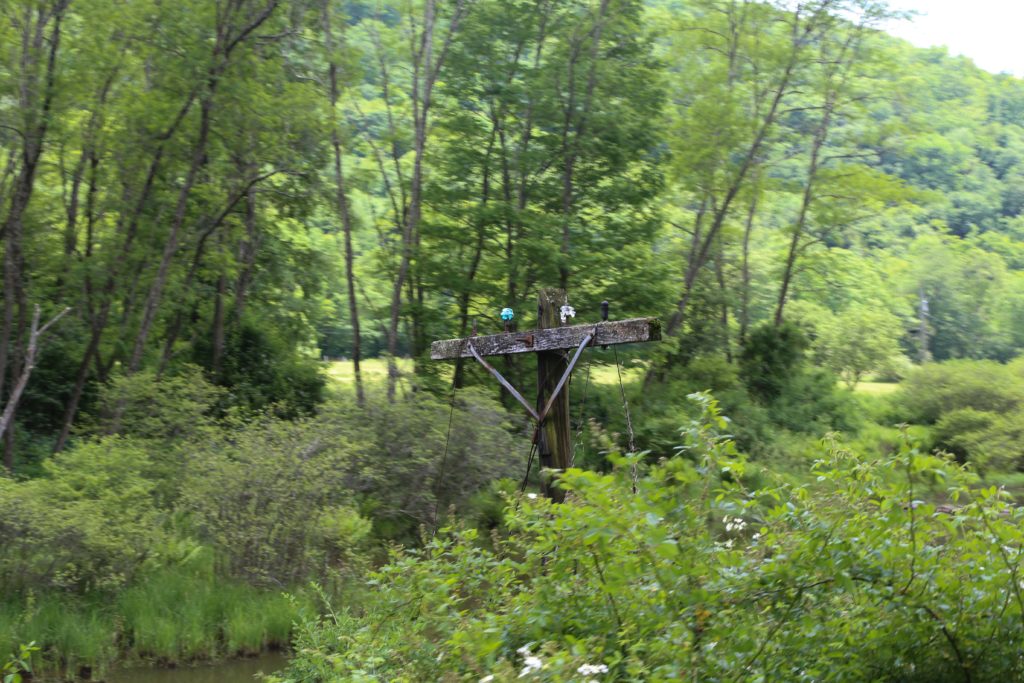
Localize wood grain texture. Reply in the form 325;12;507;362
429;317;661;360
537;289;571;504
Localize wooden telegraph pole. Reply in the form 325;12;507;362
430;289;661;502
537;289;572;501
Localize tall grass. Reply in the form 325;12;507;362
0;565;311;680
118;567;307;662
0;594;117;680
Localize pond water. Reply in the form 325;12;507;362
103;651;289;683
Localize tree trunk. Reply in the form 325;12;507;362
53;96;196;453
385;0;437;401
0;306;69;469
713;235;731;362
775;106;830;325
386;0;467;400
0;2;67;459
128;94;214;373
738;187;759;344
557;0;609;292
211;273;227;378
128;2;281;375
773;22;863;325
232;183;259;325
661;5;828;342
324;0;364;405
917;287;930;363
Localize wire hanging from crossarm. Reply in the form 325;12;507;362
570;355;592;469
431;343;464;537
613;346;640;494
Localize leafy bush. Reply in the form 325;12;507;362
895;358;1024;424
0;438;161;593
2;642;39;683
274;395;1024;682
739;322;809;402
324;389;528;544
637;328;856;462
738;323;857;435
895;359;1024;470
86;364;225;442
209;323;326;418
815;303;905;388
179;416;372;586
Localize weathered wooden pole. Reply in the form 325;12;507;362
536;288;572;502
430;289;661;503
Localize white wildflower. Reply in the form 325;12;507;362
519;655;543;678
517;645;532;656
723;515;747;533
752;532;761;541
527;493;538;500
723;538;734;549
479;676;495;683
577;663;609;676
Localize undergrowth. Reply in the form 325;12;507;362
273;393;1024;682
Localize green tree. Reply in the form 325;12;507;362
817;303;904;388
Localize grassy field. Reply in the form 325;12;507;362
323;357;412;387
324;356;645;391
854;381;900;395
327;358;899;401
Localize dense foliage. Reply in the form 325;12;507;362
3;0;1024;466
5;0;1024;679
0;369;525;675
275;398;1024;682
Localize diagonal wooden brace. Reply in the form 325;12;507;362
468;331;593;425
538;332;593;422
468;342;540;421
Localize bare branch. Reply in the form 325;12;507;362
0;305;71;448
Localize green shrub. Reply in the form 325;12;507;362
769;367;862;434
0;438;160;593
86;364;225;442
323;389;527;544
177;415;371;586
895;359;1024;424
739;322;809;402
209;323;326;418
932;407;997;463
2;641;39;683
891;359;1024;471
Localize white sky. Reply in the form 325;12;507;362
882;1;1024;76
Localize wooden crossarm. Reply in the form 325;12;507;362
429;317;661;360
